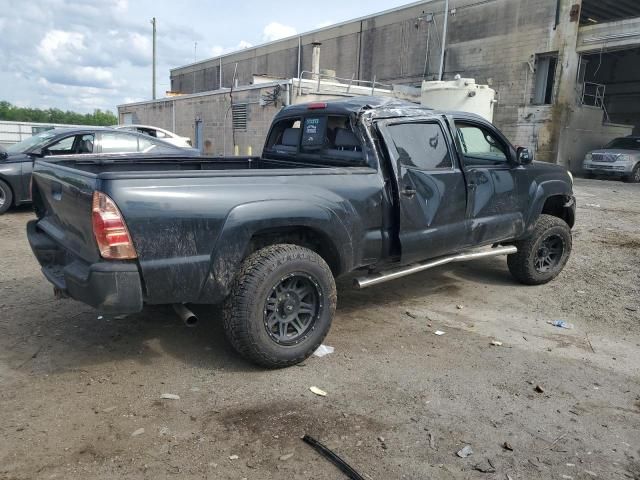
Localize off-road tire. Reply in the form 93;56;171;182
0;179;13;215
625;164;640;183
223;244;337;368
507;214;572;285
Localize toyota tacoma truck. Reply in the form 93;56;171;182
27;97;576;368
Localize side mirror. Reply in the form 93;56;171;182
516;146;533;165
0;150;7;160
29;147;45;157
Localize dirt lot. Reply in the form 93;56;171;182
0;178;639;480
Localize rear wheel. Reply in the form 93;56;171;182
507;214;572;285
0;179;13;215
625;164;640;183
223;244;337;368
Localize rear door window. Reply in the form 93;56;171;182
387;122;453;170
100;132;140;153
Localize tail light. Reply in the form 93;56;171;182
307;102;327;110
92;191;137;259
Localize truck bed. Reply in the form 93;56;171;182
48;155;333;176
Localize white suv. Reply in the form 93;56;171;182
583;136;640;183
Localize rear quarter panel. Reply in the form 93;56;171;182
108;168;385;304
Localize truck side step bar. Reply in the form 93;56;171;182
353;245;518;289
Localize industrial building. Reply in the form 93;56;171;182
118;0;640;171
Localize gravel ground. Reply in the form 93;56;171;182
0;178;639;480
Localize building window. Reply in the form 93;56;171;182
232;104;248;131
533;54;558;105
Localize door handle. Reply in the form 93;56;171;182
402;185;416;197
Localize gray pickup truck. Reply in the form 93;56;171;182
28;97;576;368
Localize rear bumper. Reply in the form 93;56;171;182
27;220;143;314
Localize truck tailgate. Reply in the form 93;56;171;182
32;160;101;263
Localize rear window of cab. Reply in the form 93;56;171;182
264;115;365;165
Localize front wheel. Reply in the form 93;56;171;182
223;244;337;368
0;179;13;215
625;164;640;183
507;214;572;285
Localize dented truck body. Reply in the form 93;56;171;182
28;97;575;317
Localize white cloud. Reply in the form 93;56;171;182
262;22;297;42
210;40;253;58
37;30;86;65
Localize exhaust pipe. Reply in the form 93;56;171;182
173;303;198;327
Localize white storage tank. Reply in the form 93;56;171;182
421;76;496;122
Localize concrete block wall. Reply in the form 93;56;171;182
120;85;284;156
167;0;569;158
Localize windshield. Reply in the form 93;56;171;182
604;137;640;150
5;131;59;154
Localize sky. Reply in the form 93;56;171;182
0;0;414;113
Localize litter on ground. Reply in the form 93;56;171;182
548;320;574;329
457;445;473;458
313;345;335;357
160;393;180;400
309;386;327;397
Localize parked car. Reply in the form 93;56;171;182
0;127;199;214
582;136;640;183
114;124;193;148
28;97;575;368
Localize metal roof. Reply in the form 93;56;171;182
581;0;640;24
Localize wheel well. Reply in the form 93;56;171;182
248;227;342;276
541;195;574;228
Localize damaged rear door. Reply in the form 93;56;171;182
377;116;468;264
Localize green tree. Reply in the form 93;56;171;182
0;101;117;126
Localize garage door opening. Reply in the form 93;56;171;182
580;47;640;134
580;0;640;25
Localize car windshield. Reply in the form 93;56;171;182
604;138;640;150
5;131;59;153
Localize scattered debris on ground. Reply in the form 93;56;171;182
160;393;180;400
302;435;366;480
309;386;327;397
456;445;473;458
548;320;574;329
473;459;496;473
313;344;335;357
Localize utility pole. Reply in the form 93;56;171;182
438;0;448;81
151;17;157;99
194;41;198;62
